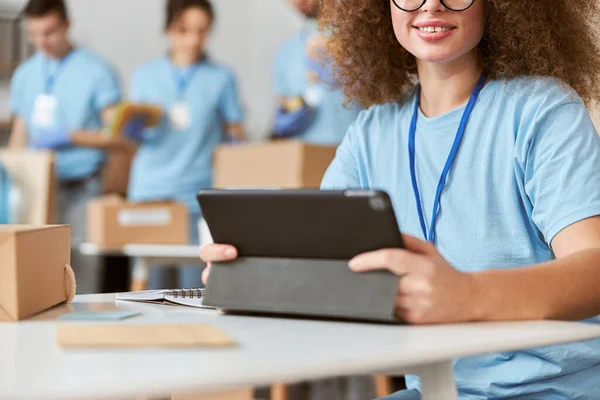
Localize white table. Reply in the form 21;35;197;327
2;294;600;400
79;243;203;291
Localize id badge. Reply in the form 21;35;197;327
304;84;325;108
32;94;58;128
169;102;191;131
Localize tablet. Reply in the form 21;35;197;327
197;189;404;323
196;189;404;259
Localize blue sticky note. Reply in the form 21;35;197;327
59;311;141;321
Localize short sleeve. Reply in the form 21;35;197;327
523;101;600;244
93;64;122;112
218;71;244;124
321;122;361;189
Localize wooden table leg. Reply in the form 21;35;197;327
374;375;394;398
130;256;149;292
270;384;289;400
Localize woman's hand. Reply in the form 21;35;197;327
199;244;238;285
349;235;481;325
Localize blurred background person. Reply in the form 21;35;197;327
271;0;361;145
126;0;244;290
8;0;124;294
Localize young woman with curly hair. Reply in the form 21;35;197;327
201;0;600;398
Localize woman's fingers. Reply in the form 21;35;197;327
199;244;238;262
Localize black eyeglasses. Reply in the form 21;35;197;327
391;0;475;12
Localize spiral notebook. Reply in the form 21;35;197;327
116;289;213;309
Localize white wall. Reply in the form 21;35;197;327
67;0;304;139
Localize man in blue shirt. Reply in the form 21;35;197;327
9;0;122;293
272;0;361;145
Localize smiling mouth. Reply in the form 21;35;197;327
414;26;456;33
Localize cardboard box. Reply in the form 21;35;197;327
87;196;188;247
0;150;57;224
213;140;337;189
0;225;70;322
101;145;136;196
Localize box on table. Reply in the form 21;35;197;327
213;140;337;189
87;195;188;248
0;150;57;224
0;225;70;322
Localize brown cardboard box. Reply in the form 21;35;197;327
101;144;137;196
0;225;70;321
87;196;188;248
213;140;337;189
0;150;57;224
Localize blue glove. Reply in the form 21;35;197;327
223;136;243;145
122;115;146;142
30;126;71;149
273;106;316;138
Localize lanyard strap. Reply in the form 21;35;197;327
172;61;203;100
408;73;487;244
44;49;76;94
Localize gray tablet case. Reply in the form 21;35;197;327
203;257;400;323
198;190;403;324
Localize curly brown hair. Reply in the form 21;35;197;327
320;0;600;107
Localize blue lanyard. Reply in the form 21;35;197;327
408;73;487;244
44;49;75;94
172;61;203;100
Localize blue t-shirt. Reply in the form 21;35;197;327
128;57;244;212
10;49;122;181
322;77;600;399
274;22;361;145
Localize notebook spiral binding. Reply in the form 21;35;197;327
170;288;204;299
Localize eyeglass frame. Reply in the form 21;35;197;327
391;0;475;12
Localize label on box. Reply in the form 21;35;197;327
117;208;173;227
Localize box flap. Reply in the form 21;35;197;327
90;194;124;205
0;225;42;233
0;225;68;234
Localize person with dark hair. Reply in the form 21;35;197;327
9;0;125;293
271;0;361;145
23;0;69;22
127;0;244;289
202;0;600;399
